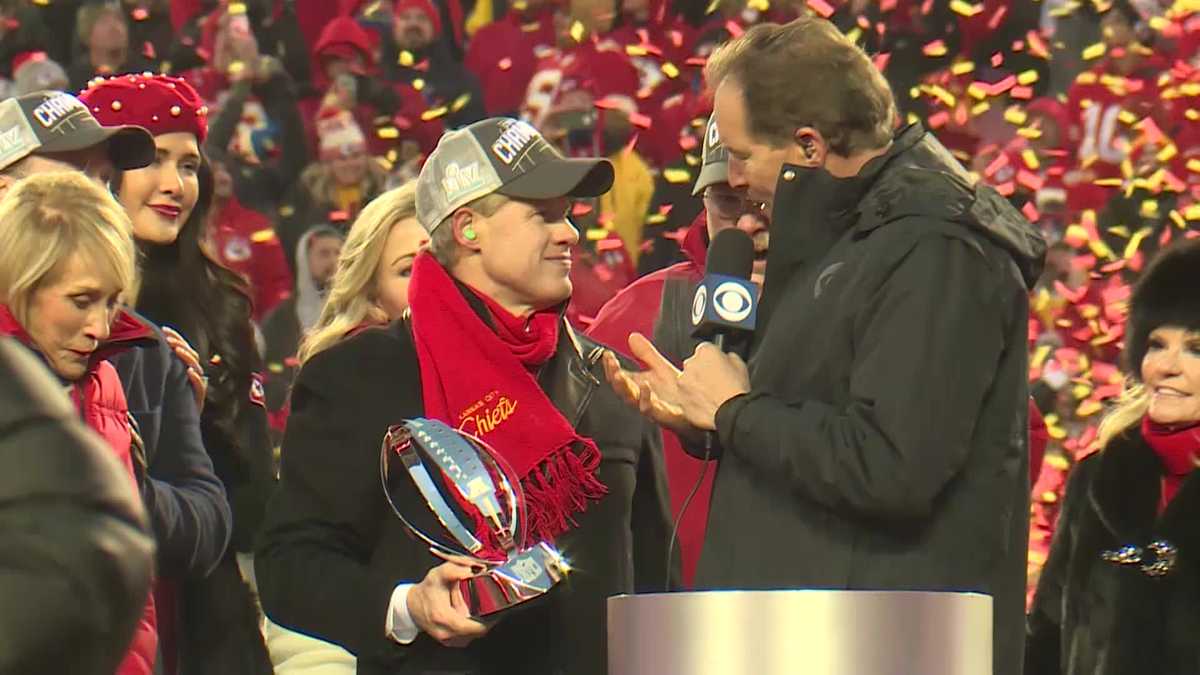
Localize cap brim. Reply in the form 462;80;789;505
38;123;156;171
692;162;729;196
497;157;615;201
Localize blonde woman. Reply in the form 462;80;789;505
0;172;157;675
1026;239;1200;675
261;180;426;675
298;181;428;364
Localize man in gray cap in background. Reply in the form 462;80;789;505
257;117;672;675
0;89;155;195
585;112;768;587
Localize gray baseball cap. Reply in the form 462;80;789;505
0;90;156;172
416;117;615;233
692;113;729;196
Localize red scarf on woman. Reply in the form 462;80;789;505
408;253;607;560
1141;417;1200;513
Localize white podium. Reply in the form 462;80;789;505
608;590;992;675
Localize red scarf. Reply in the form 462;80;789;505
408;253;607;560
1141;416;1200;513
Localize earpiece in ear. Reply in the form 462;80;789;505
463;226;478;241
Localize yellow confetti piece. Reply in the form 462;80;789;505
586;228;609;241
1048;453;1070;470
1171;209;1187;230
278;205;295;217
412;78;426;91
923;41;948;57
377;126;400;139
952;60;976;76
1072;384;1093;400
1076;400;1103;417
906;111;921;125
1187;109;1200;121
646;213;668;225
1156;143;1178;163
31;0;49;5
967;83;989;100
250;229;276;243
748;0;769;10
1186;204;1200;220
1004;107;1028;126
1183;82;1200;97
1108;225;1131;238
1040;491;1059;504
949;0;982;16
1117;109;1138;125
663;168;692;184
1089;239;1116;260
1125;226;1152;259
421;106;448;121
846;26;863;44
1048;425;1068;440
1149;15;1170;31
570;20;585;42
626;45;648;56
971;101;991;117
399;50;415;67
1022;149;1040;170
1017;126;1042;139
1032;344;1052;369
451;93;472;113
268;362;284;374
662;62;680;79
1075;71;1098;85
1188;159;1200;174
705;0;720;14
228;2;248;14
1081;42;1106;61
1093;178;1124;187
1017;69;1039;86
924;84;956;107
1064;224;1091;245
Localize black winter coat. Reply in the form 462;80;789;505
1026;428;1200;674
0;338;155;675
256;307;672;675
695;124;1045;675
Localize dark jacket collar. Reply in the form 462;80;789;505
1090;427;1200;568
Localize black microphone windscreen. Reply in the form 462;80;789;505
706;228;755;281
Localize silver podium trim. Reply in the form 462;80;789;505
608;590;992;675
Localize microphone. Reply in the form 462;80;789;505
690;228;757;355
664;229;758;591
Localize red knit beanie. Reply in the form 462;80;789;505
79;73;208;143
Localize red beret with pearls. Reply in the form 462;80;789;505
79;73;208;143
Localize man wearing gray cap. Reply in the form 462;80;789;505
257;117;672;675
0;90;155;195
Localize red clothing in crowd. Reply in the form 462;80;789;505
585;216;712;585
464;6;555;115
1064;54;1169;215
207;198;292;322
0;307;158;675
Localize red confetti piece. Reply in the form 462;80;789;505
329;210;350;223
679;135;699;151
1054;280;1089;304
881;0;898;11
629;112;653;129
1017;169;1044;191
807;0;835;18
663;227;689;244
921;0;934;14
873;52;891;73
1010;86;1033;100
132;7;150;21
1021;201;1039;222
572;202;595;216
143;41;156;60
1027;31;1050;59
991;52;1004;68
923;40;948;57
597;238;625;253
995;181;1015;196
283;356;300;368
988;6;1008;29
1099;260;1127;274
927;110;950;129
196;47;212;63
1012;40;1025;52
498;57;512;71
658;204;673;215
984;153;1010;179
685;56;708;67
725;20;743;38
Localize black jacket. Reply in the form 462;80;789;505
256;309;672;675
111;313;232;577
0;338;155;675
696;124;1045;675
1026;429;1200;674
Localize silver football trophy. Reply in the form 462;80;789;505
380;418;570;617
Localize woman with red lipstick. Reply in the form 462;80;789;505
81;73;275;675
1027;239;1200;675
0;171;158;675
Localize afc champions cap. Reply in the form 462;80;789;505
416;117;615;233
0;90;155;172
692;112;729;196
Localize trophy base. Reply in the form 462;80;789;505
459;542;569;617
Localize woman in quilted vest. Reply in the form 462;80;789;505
0;171;157;675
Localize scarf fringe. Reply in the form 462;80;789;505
466;442;608;561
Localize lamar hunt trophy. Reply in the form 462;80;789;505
380;417;570;617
